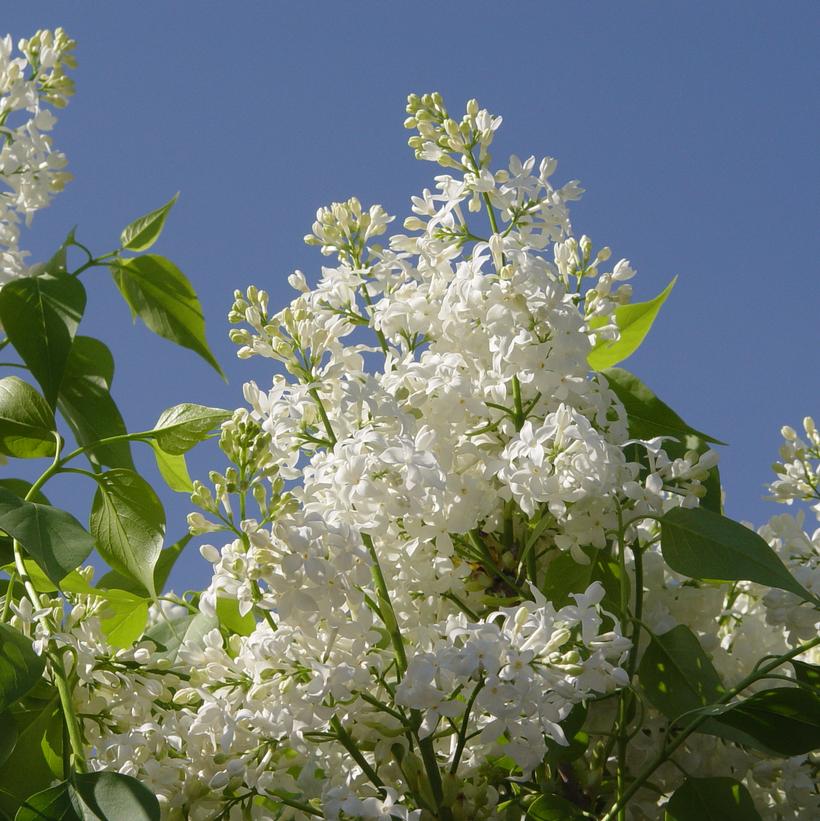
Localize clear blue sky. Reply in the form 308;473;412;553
5;3;819;591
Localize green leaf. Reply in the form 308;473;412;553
604;368;724;512
588;276;676;370
120;192;178;252
664;777;760;821
0;377;56;459
153;534;191;593
110;255;224;377
150;403;231;454
526;794;585;820
71;772;160;820
151;441;193;492
0;698;63;814
603;368;724;445
791;659;820;688
216;596;256;636
98;593;150;649
27;229;75;281
143;610;216;664
0;480;49;565
0;480;49;506
0;624;46;712
661;507;816;602
0;712;17;767
89;470;165;598
0;274;86;407
638;625;724;721
15;782;75;821
58;337;134;469
0;490;94;584
703;687;820;756
541;550;598;608
96;534;192;597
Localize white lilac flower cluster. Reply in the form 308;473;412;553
0;29;75;284
62;94;707;818
10;86;815;819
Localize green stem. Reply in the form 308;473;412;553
613;505;643;821
362;533;407;675
13;540;87;773
269;791;325;818
601;634;820;820
309;387;337;447
1;570;16;622
330;716;384;788
450;678;484;773
361;283;389;355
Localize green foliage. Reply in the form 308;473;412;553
216;595;256;636
0;624;46;712
16;772;160;821
97;534;192;597
660;506;815;601
120;193;178;252
664;777;761;821
0;274;86;407
0;490;94;584
151;441;194;492
526;793;585;820
0;697;63;814
604;367;723;512
0;377;56;459
149;402;231;454
703;687;820;756
0;712;16;768
110;254;224;377
638;625;724;721
89;470;165;598
14;782;73;820
57;337;134;469
602;368;724;445
587;276;676;370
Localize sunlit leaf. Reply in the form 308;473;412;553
120;192;178;252
149;403;231;454
588;276;676;370
0;377;56;459
58;337;134;469
0;490;95;584
90;470;165;597
0;274;86;407
151;442;193;493
110;254;224;377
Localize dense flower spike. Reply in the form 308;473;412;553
2;65;817;820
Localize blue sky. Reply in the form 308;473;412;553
5;3;819;591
